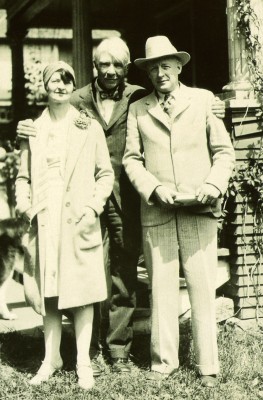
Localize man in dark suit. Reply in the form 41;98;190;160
17;37;226;376
70;38;145;374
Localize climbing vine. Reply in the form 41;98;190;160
227;139;263;318
236;0;263;102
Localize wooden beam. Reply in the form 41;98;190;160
6;0;30;19
7;0;53;25
154;0;191;22
22;0;54;25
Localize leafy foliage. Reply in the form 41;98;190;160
24;58;47;105
227;140;263;315
0;141;19;182
222;1;263;316
236;0;263;102
229;146;263;204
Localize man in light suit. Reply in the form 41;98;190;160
17;37;226;376
123;36;235;387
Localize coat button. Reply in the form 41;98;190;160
67;218;72;224
66;202;70;207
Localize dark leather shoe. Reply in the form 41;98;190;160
112;358;131;373
91;358;103;377
200;375;218;387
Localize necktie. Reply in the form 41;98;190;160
161;94;176;117
99;88;121;101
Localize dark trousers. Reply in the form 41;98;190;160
90;197;141;359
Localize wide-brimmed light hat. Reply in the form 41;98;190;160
134;36;190;70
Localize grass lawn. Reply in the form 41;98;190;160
1;321;263;400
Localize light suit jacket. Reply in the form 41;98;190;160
123;84;235;227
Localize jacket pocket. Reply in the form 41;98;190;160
74;216;102;250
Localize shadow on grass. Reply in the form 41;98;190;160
0;330;77;373
2;322;263;399
0;319;194;376
130;319;194;372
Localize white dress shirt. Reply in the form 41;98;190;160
95;80;115;125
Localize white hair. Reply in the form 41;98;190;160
94;37;130;66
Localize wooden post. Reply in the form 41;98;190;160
250;0;263;87
7;22;27;137
223;0;252;97
72;0;93;88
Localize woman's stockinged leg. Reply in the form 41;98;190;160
30;297;63;385
43;297;63;364
73;304;95;390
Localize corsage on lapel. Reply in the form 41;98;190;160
74;110;92;130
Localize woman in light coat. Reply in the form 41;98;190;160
15;61;114;391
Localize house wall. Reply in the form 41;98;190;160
224;103;263;319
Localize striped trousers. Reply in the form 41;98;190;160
143;209;220;376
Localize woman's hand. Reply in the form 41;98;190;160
83;208;97;226
18;209;31;232
74;208;100;254
23;211;31;222
76;208;97;236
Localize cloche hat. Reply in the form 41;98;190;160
43;61;76;87
134;36;190;69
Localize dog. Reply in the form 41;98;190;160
0;217;28;320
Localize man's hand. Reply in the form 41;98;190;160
211;97;225;119
17;119;37;140
196;183;221;205
153;186;177;209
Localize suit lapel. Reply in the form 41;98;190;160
64;107;89;186
77;85;108;130
170;84;191;121
146;93;171;131
107;93;129;129
77;83;133;131
146;85;192;128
